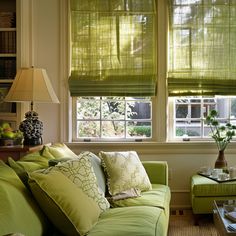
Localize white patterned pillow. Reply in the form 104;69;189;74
40;156;110;212
99;151;152;197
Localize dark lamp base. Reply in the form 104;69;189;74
23;137;42;146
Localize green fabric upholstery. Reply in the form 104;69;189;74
42;143;78;159
191;174;236;214
112;184;170;214
7;151;55;185
0;161;48;236
142;161;169;185
1;148;170;236
191;174;236;197
88;206;167;236
29;169;102;236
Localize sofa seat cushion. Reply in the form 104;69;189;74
191;174;236;197
0;161;48;236
111;184;171;213
88;206;167;236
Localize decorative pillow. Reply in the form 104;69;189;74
29;170;100;236
0;161;48;236
8;151;52;185
99;151;152;197
50;157;110;212
28;157;110;236
41;143;78;159
47;151;107;195
78;151;107;195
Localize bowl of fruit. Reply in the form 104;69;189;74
0;121;23;146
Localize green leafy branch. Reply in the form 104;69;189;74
205;110;236;151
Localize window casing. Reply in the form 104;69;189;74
70;0;236;143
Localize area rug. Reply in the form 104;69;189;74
168;209;220;236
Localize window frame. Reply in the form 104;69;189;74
71;96;154;142
168;96;236;142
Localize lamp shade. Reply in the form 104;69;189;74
4;67;59;103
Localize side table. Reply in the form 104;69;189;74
0;144;44;162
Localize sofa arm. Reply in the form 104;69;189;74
142;161;168;186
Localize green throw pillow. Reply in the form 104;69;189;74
41;143;78;159
28;157;110;236
8;151;52;185
99;151;152;197
0;161;48;236
48;157;110;212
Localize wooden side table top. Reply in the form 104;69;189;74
0;144;45;162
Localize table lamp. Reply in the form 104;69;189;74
4;67;60;145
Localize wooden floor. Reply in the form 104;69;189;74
168;209;220;236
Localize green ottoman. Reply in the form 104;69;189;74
191;174;236;214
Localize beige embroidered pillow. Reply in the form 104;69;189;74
99;151;152;197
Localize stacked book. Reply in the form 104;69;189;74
0;31;16;54
0;58;16;79
0;12;16;28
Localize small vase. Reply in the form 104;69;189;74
215;150;227;170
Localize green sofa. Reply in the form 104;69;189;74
0;145;170;236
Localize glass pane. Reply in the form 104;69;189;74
190;98;201;103
101;100;125;120
101;121;125;138
77;121;100;137
215;98;230;118
203;104;216;117
77;98;100;119
127;101;151;119
191;104;200;118
127;121;151;138
175;120;201;137
231;98;236;118
176;104;188;118
204;125;212;137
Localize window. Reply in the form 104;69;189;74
73;97;152;141
168;0;236;96
171;97;236;140
69;0;157;142
168;0;236;141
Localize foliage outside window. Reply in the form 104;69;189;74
74;97;152;140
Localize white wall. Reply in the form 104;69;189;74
25;0;236;209
21;0;61;144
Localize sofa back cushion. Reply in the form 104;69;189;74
0;161;48;236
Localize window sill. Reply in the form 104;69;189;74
66;141;236;155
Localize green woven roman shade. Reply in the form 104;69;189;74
168;0;236;96
69;0;157;97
